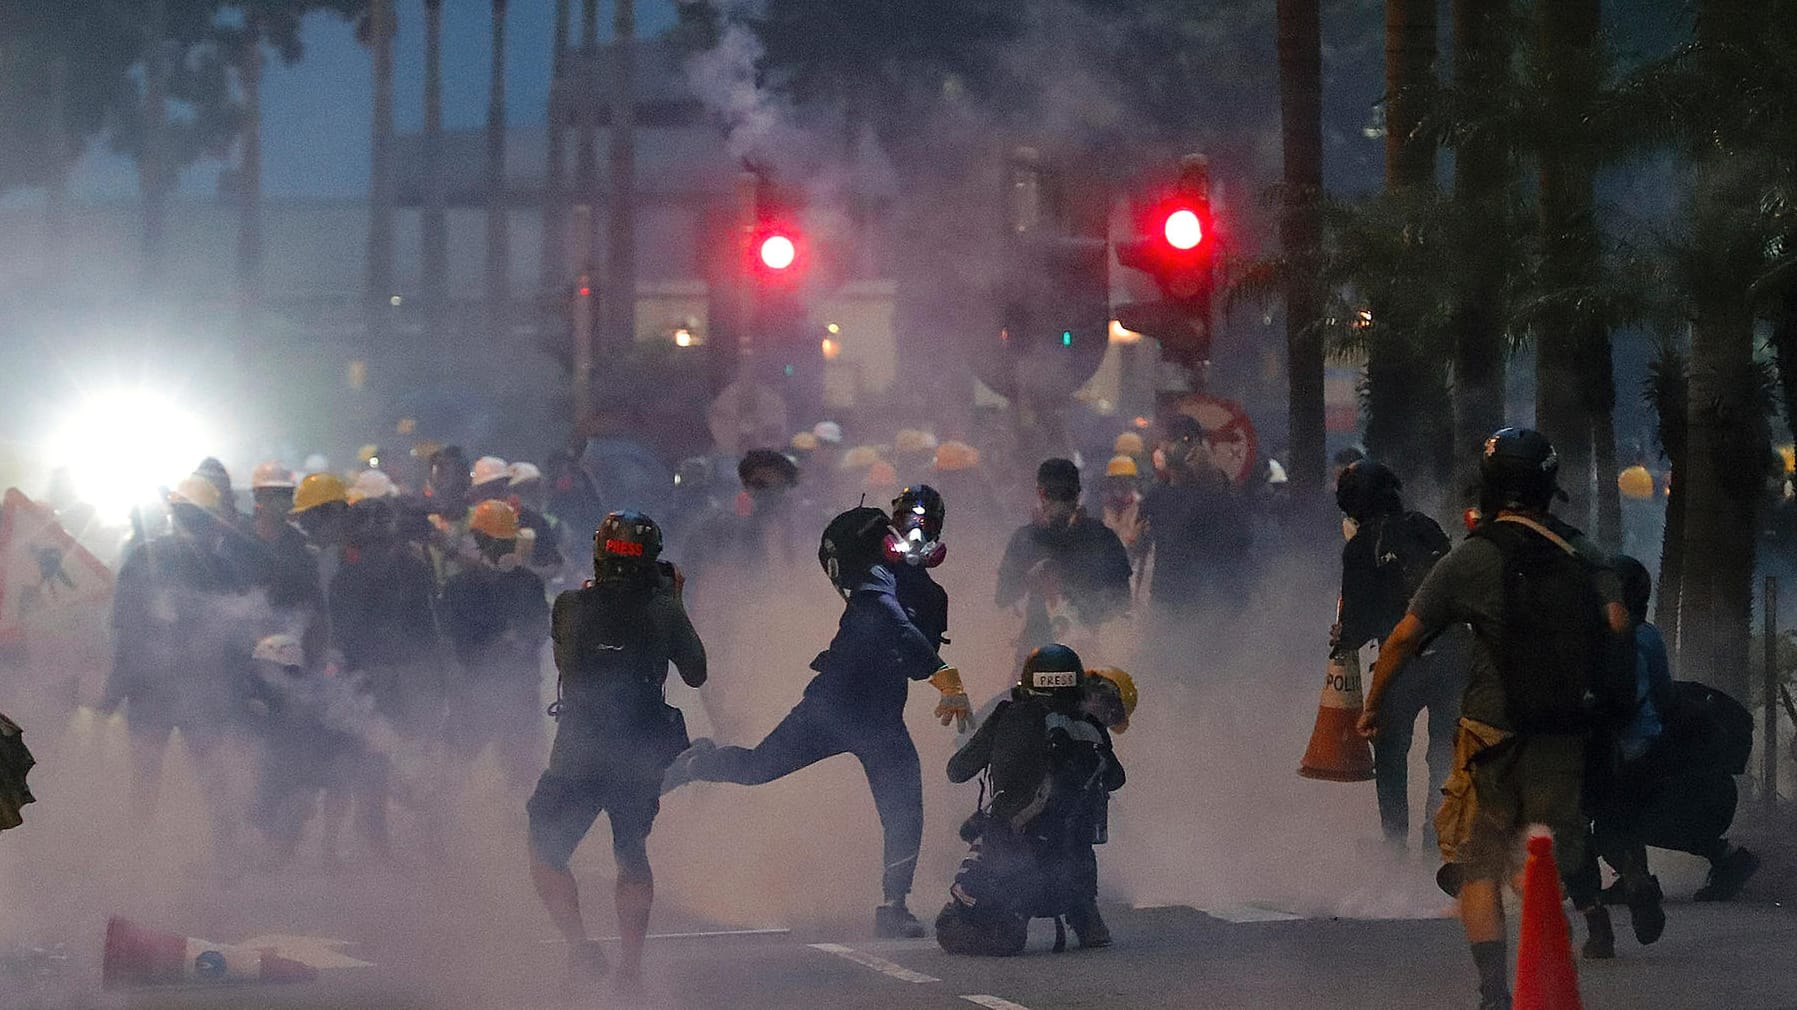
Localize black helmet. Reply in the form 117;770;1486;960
1335;460;1403;522
738;448;800;489
819;506;890;594
1018;643;1085;699
595;511;663;581
1480;427;1559;512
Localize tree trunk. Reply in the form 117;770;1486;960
605;0;638;352
1371;0;1447;494
1679;0;1765;698
422;0;448;311
576;0;599;269
140;0;171;290
1449;0;1509;498
1277;0;1325;499
1591;336;1623;547
237;14;265;311
486;0;511;317
367;0;397;320
540;0;571;289
1535;0;1603;532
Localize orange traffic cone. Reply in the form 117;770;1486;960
1298;649;1376;782
1515;833;1584;1010
102;916;318;989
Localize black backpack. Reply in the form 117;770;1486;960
1661;681;1754;775
1473;517;1625;734
1377;510;1451;610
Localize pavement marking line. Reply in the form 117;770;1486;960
962;997;1033;1010
540;928;791;944
1201;903;1304;923
807;942;941;984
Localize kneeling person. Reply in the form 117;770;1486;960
527;513;706;988
937;645;1125;956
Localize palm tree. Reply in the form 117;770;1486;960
486;0;510;316
540;0;571;290
1448;0;1511;494
1368;0;1451;493
576;0;598;266
1277;0;1325;496
364;0;396;320
422;0;447;311
605;0;638;351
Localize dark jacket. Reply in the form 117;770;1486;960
893;563;950;651
328;540;440;671
995;513;1132;647
948;694;1124;831
441;562;550;670
1338;509;1449;650
802;565;943;724
1138;472;1253;609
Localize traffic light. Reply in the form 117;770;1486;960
1115;155;1216;363
739;175;820;406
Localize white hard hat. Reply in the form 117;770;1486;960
351;469;398;499
252;634;305;669
1266;459;1289;485
471;455;510;487
250;460;296;490
812;421;843;445
508;461;542;486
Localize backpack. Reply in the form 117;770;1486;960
1472;516;1626;734
1379;510;1450;605
1661;681;1754;775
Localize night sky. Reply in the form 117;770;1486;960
68;1;680;201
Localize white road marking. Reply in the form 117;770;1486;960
540;928;791;944
1200;903;1304;923
807;942;941;983
236;935;376;970
962;997;1034;1010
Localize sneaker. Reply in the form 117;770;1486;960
1581;906;1615;960
1625;876;1666;945
874;903;926;939
1069;904;1112;949
660;738;716;794
1694;847;1760;902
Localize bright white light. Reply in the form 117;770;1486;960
1164;209;1203;250
674;328;694;348
46;388;212;525
759;235;796;270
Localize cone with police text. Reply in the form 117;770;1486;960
1515;833;1584;1010
1297;649;1375;782
102;916;318;989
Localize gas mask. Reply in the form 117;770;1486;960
883;524;946;568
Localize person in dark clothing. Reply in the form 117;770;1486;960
1137;443;1253;617
328;497;444;738
1593;557;1757;915
245;466;329;669
937;644;1125;955
1333;460;1462;851
441;501;551;789
996;459;1133;663
104;478;258;829
666;506;969;938
528;512;705;989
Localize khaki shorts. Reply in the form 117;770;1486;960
1436;720;1588;887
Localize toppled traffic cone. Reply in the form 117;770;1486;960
1515;833;1584;1010
1298;650;1375;782
102;917;317;989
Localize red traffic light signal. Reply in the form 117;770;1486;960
1163;207;1203;250
759;233;797;271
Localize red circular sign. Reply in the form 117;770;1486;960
1173;394;1259;486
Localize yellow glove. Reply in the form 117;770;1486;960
930;666;971;732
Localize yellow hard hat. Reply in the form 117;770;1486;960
1781;445;1796;474
863;460;899;493
1113;432;1145;457
840;445;883;471
469;499;520;540
170;475;223;513
1106;454;1139;478
1617;465;1655;501
791;431;821;453
1088;667;1138;733
291;472;349;514
933;440;981;472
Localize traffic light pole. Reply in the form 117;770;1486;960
571;266;595;429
